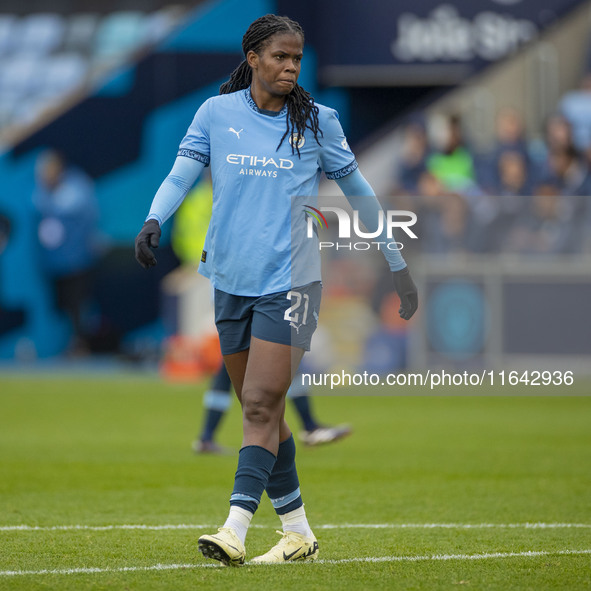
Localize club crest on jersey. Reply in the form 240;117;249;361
288;133;305;149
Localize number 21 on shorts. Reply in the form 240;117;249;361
284;290;309;327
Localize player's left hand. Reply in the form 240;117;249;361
392;266;418;320
135;219;161;269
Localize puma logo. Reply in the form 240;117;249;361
228;127;243;139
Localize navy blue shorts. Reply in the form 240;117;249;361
214;282;321;355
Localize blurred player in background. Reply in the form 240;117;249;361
194;362;352;452
172;179;352;453
33;149;100;355
135;14;417;566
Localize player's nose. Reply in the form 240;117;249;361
284;59;297;72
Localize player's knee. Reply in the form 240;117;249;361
241;388;282;425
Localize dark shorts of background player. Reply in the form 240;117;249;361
214;282;321;355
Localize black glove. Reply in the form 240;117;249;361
135;219;161;269
392;266;418;320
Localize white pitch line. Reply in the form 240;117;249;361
1;522;590;532
0;563;220;577
318;523;591;530
313;548;591;565
0;524;223;532
1;549;590;577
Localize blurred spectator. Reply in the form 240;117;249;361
506;183;580;255
393;118;430;194
479;107;530;192
427;114;476;193
476;151;532;252
390;86;591;257
559;73;591;153
494;107;529;157
545;113;575;152
546;145;591;241
416;172;471;254
547;145;591;197
497;150;532;197
33;149;100;354
531;113;576;182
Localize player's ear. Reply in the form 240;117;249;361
246;50;258;70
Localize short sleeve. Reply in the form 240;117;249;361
178;99;212;166
318;108;358;180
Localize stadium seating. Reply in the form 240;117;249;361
0;6;187;137
41;53;88;98
92;11;147;69
0;14;17;55
61;14;101;54
18;13;66;56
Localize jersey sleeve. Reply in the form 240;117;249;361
317;108;358;180
177;98;212;166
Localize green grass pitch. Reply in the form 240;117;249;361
0;374;590;590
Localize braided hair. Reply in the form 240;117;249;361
219;14;322;157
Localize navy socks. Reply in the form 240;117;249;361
230;445;277;513
266;434;303;515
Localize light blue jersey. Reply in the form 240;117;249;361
178;88;357;296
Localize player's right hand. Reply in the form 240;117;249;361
135;219;161;269
392;266;418;320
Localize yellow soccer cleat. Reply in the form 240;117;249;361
198;527;246;566
251;530;319;564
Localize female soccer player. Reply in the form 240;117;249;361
135;14;418;566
